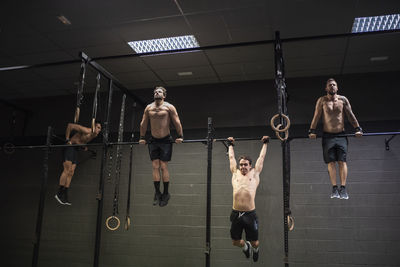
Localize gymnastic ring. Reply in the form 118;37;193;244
106;215;120;231
270;114;290;133
274;124;289;141
124;215;131;230
287;215;294;231
3;142;15;154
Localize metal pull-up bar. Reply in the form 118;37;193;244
3;131;400;154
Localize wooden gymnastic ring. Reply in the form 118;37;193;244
124;215;131;230
106;215;120;231
270;114;290;132
287;215;294;231
3;142;15;154
274;124;289;141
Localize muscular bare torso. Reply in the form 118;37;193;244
321;95;346;133
70;132;95;144
147;102;172;138
231;169;260;211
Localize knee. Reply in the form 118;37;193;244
338;161;346;167
67;169;75;177
232;240;241;247
152;160;160;170
160;161;168;172
327;162;336;168
250;240;259;248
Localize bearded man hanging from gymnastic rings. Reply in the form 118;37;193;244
139;86;183;207
55;121;102;205
309;78;363;200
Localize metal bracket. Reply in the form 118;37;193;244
204;242;211;255
385;135;396;150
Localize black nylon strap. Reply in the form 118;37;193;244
112;94;126;216
92;73;101;122
74;61;87;123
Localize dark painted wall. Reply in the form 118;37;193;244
1;71;400;139
289;135;400;267
1;135;399;267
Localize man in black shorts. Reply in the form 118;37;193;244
139;86;183;207
227;136;269;262
309;78;363;199
55;121;102;205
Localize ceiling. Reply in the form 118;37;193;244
0;0;399;99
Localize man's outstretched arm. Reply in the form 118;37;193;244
254;136;269;174
169;105;184;142
309;97;323;138
227;137;237;174
139;106;150;143
342;96;361;126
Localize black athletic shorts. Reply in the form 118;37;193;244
230;209;258;241
322;132;348;164
63;146;78;164
148;135;173;162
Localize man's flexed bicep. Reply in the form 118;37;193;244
66;123;91;139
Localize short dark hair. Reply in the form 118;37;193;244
238;155;252;165
95;120;102;127
326;78;336;85
154;86;167;98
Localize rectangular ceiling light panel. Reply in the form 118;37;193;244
352;14;400;33
128;35;199;53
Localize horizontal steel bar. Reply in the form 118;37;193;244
214;137;263;142
85;30;400;62
4;132;400;151
290;131;400;140
1;30;398;72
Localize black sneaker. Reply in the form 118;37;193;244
159;193;170;207
242;241;251;259
153;192;162;206
339;186;349;200
252;247;259;262
63;189;72;206
55;192;66;205
330;186;340;199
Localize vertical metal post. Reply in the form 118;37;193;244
32;126;52;267
125;102;137;230
205;117;213;267
93;79;113;267
274;31;291;267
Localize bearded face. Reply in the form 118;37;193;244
326;80;338;96
154;88;165;100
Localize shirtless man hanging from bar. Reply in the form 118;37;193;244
139;86;183;207
227;136;269;262
309;78;363;199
